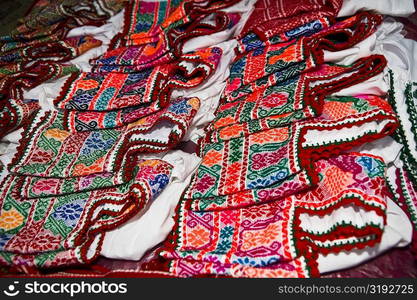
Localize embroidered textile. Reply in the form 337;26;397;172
187;95;397;211
0;158;172;269
157;153;388;278
113;0;240;47
54;46;222;111
204;56;387;142
238;0;343;42
9;96;199;178
226;12;382;101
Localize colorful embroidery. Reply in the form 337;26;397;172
237;18;331;55
1;0;127;50
238;0;342;42
158;153;388;278
0;158;172;269
188;95;396;211
204;56;386;142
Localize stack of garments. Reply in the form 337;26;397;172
142;0;414;278
1;0;417;278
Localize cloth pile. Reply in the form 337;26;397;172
0;0;416;278
0;0;128;139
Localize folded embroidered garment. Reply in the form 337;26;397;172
9;97;199;178
15;155;173;199
0;98;40;140
0;158;172;271
156;153;389;278
0;0;127;47
238;0;343;43
188;95;397;211
391;166;417;238
105;0;183;51
226;12;382;101
93;0;241;72
204;55;386;139
54;48;222;131
93;11;239;73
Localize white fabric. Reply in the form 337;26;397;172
338;0;415;17
100;151;201;260
317;198;413;273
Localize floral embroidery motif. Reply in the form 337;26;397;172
0;210;24;231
